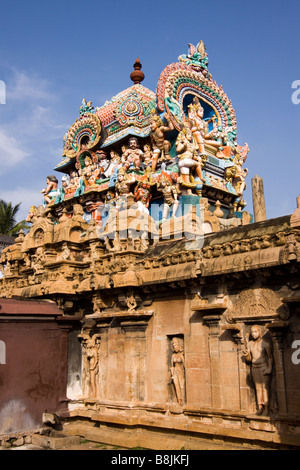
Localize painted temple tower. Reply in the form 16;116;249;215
45;41;250;233
1;42;300;450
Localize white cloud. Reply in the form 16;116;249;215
0;129;30;173
6;70;54;102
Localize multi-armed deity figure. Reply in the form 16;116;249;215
176;127;206;189
186;97;221;155
149;110;174;171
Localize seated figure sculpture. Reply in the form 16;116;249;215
41;175;58;205
186;97;221;154
121;137;143;171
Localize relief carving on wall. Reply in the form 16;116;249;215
79;333;101;398
242;325;273;416
225;287;289;323
169;336;185;408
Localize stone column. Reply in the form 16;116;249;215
203;314;222;409
267;321;289;415
251;175;266;222
121;321;148;403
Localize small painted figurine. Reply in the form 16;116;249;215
115;168;135;211
143;143;152;168
41;175;58;204
186;97;220;154
134;180;151;214
157;172;180;221
176;127;206;188
149;111;174;171
121;137;143;171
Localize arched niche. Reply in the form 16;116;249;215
69;227;84;243
182;93;220;132
34;228;45;246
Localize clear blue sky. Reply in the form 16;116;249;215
0;0;299;222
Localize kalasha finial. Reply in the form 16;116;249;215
130;57;145;84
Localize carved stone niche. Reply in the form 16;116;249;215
225;287;290;324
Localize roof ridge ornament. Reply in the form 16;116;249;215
178;40;210;77
130;57;145;85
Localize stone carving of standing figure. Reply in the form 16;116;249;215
81;335;100;398
170;336;185;406
243;325;273;416
149;111;174;171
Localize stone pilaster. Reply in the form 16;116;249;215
267;321;289;415
203;314;222;409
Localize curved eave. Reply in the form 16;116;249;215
54;158;74;173
101;125;151;148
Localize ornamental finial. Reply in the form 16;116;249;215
130;57;145;84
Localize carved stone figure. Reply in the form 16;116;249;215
176;127;206;187
26;205;38;224
81;335;100;398
243;325;273;416
157;173;180;221
121;137;143;171
149;111;174;171
41;175;58;204
186;97;220;154
225;152;248;197
115;169;135;211
134;180;151;214
170;336;185;406
143;143;152;168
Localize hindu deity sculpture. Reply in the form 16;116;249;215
121;137;144;171
170;336;185;406
115;168;135;210
41;175;58;205
80;335;100;398
186;97;220;154
157;172;180;221
38;40;250;233
243;325;273;416
134;179;152;214
149;111;174;171
143;144;152;168
176;127;206;189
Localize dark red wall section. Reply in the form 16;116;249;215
0;299;70;434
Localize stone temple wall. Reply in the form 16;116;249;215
0;183;300;451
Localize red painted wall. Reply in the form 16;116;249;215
0;299;70;435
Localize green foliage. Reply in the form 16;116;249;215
0;199;29;236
